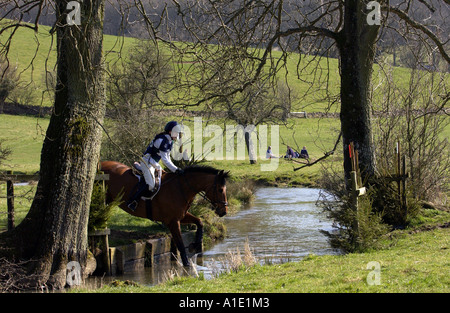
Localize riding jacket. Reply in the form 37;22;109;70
144;133;178;172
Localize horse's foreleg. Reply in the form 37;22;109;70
180;212;203;253
168;220;189;266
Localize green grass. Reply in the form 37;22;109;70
0;114;48;173
2;20;140;107
74;225;450;293
5;19;436;113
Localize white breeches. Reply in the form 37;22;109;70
141;154;162;191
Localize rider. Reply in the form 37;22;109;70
127;121;184;211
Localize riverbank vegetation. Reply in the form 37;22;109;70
74;220;449;293
1;108;449;255
1;13;448;293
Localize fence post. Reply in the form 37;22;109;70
395;143;409;223
6;170;15;231
350;170;359;236
89;168;111;275
401;154;408;222
349;143;366;244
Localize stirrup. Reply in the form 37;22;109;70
127;200;138;212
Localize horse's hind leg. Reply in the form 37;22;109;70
181;212;203;253
168;220;189;266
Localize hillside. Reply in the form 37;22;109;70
2;20;423;114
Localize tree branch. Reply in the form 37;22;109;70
293;131;342;171
384;6;450;64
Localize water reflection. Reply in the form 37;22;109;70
202;187;340;265
85;260;199;289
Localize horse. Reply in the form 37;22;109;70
100;161;229;266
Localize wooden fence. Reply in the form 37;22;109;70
0;171;109;232
348;141;409;237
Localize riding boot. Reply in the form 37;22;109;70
127;180;149;211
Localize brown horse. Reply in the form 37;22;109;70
100;161;229;266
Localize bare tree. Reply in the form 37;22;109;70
374;56;449;204
0;140;11;167
211;73;291;164
0;58;18;113
107;40;171;111
153;0;449;183
0;0;180;290
102;39;172;164
0;0;106;290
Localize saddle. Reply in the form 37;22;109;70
132;162;161;200
132;162;143;177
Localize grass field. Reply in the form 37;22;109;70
75;225;450;293
0;113;340;232
1;20;449;294
3;20;428;114
0;114;48;173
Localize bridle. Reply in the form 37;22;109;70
200;174;228;210
180;172;228;211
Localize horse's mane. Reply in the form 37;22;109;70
183;165;230;184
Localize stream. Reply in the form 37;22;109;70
87;187;341;288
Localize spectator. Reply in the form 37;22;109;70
285;146;295;159
300;146;309;159
266;146;277;159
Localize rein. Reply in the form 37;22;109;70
154;170;227;209
181;172;228;210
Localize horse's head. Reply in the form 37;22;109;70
206;169;229;217
183;166;230;217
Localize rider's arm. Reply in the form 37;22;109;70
153;135;178;173
160;150;178;173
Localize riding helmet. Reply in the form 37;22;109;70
164;121;179;133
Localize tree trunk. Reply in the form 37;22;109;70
244;126;257;164
337;0;379;182
1;0;106;290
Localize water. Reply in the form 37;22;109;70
88;187;340;287
202;187;340;266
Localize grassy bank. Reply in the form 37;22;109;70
2;115;449;293
75;221;449;293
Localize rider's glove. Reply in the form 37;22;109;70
175;168;184;175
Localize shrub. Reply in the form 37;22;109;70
318;164;423;252
88;182;121;232
318;168;390;252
